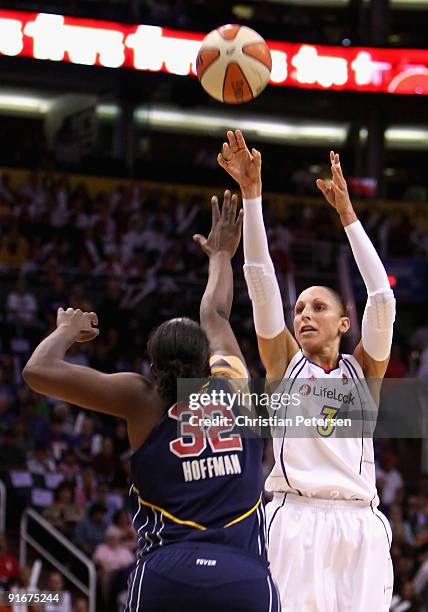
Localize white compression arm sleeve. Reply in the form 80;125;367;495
344;220;396;361
242;197;285;339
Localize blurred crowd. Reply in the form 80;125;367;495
0;169;427;610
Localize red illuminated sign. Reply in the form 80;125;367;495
0;10;427;95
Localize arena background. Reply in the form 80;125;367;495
0;1;427;610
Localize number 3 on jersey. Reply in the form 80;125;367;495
317;405;339;437
168;403;243;458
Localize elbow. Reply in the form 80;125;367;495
200;302;229;324
22;363;44;391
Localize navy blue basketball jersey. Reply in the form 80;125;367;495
129;355;267;561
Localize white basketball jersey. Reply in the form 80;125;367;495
265;350;380;504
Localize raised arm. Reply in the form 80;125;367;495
217;130;299;381
193;190;247;373
22;308;147;421
317;151;396;378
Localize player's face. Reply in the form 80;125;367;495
293;287;349;351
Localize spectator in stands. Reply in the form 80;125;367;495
73;417;97;466
73;502;108;556
390;580;423;611
44;275;68;328
64;343;89;368
73;598;89;612
58;450;80;482
40;416;73;462
43;482;84;537
0;428;26;469
413;550;428;601
93;526;134;604
389;504;415;547
94;484;123;521
68;284;93;314
27;442;56;476
7;565;32;590
0;227;29;268
44;571;72;612
92;437;122;485
75;467;98;506
52;402;74;437
111;509;137;551
5;277;38;327
377;452;404;510
0;533;19;588
112;421;129;457
96;278;124;332
20;398;50;444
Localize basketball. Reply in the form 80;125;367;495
196;24;272;104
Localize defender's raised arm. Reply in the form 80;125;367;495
194;189;247;368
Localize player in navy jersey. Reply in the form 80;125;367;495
23;190;280;612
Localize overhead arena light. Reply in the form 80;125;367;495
0;93;53;114
95;104;121;120
359;126;428;149
134;105;348;146
385;127;428;149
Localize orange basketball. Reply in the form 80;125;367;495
196;24;272;104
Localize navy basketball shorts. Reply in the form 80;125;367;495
125;542;281;612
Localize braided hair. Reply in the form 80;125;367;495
147;317;211;407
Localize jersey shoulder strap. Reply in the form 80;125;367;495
341;353;365;378
283;349;305;379
209;354;248;379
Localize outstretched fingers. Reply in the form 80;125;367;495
229;193;238;224
222;142;232;161
235;129;247;151
193;233;207;249
235;207;244;231
330;151;345;185
227;130;239;152
217;152;228;169
211;195;220;226
252;148;262;168
331;164;345;189
316;178;328;195
221;190;231;222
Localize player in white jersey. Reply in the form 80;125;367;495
218;130;395;611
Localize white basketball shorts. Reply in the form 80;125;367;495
266;493;393;612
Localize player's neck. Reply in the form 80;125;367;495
302;347;341;372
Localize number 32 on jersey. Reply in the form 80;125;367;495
168;403;243;458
